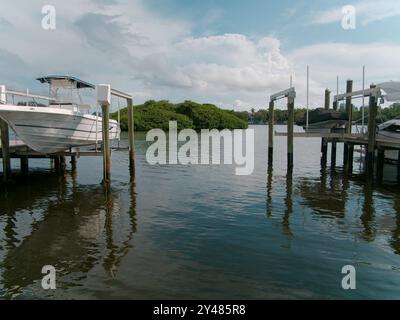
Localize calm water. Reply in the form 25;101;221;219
1;125;400;299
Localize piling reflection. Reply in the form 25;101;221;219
360;180;376;242
265;164;400;256
266;164;273;218
282;169;293;238
0;172;136;298
298;169;347;219
390;196;400;255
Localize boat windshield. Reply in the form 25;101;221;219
48;79;94;114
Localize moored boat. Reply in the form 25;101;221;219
0;76;119;154
296;108;349;132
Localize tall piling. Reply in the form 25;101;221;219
321;89;330;166
367;84;378;176
287;95;294;170
101;102;111;186
331;101;338;169
268;100;274;166
127;98;135;175
0;119;11;182
343;79;353;172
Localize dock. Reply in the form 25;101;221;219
268;81;400;181
0;82;135;186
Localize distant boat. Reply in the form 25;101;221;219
296;108;348;132
0;75;119;154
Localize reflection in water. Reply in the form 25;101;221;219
266;163;400;256
299;170;347;219
360;180;376;242
266;164;273;218
391;197;400;255
283;169;293;238
0;171;136;298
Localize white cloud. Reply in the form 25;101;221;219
0;0;399;111
310;0;400;26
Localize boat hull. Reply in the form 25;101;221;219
0;105;119;154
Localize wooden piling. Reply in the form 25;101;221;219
367;84;378;176
376;147;385;182
331;140;337;169
101;102;111;186
287;95;294;170
60;156;67;173
20;156;29;175
397;150;400;180
343;79;353;171
0;119;11;182
268;100;274;166
54;156;61;174
321;89;330;166
70;155;77;171
127;98;135;175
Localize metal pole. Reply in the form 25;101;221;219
306;65;309;129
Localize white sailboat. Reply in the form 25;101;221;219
0;76;119;154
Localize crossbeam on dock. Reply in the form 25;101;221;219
274;131;400;149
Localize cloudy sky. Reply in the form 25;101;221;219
1;0;400;110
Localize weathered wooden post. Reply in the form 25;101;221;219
0;85;11;182
321;89;330;166
0;119;11;182
331;100;338;169
127;97;135;175
70;155;77;171
20;156;29;175
343;79;353;171
268;100;274;166
60;156;67;173
367;84;378;176
397;150;400;180
287;92;295;170
376;147;385;182
98;84;112;186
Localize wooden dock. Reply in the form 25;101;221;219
268;81;400;181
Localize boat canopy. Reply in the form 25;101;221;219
36;75;95;89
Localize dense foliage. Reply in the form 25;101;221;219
231;103;400;125
111;100;249;131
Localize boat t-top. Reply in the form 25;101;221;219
0;75;119;154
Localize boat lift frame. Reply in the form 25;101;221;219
268;87;296;169
0;83;135;185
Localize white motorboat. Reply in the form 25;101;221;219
0;76;119;154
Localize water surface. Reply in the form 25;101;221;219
1;125;400;299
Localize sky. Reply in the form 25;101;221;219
1;0;400;110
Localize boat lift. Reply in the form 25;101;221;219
268;87;296;169
0;81;135;185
